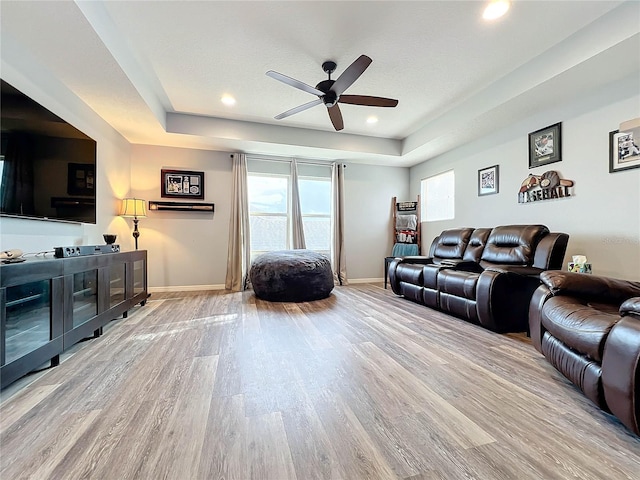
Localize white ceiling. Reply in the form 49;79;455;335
1;1;639;167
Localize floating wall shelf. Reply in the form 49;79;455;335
148;201;215;212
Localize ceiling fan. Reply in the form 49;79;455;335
266;55;398;131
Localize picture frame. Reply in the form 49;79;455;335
609;129;640;173
161;169;205;199
478;164;499;196
528;122;562;169
67;163;95;196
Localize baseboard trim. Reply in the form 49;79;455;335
149;279;383;293
148;284;226;293
347;277;383;284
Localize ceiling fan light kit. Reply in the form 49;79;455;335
266;55;398;131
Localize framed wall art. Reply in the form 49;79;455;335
609;127;640;173
478;164;499;196
529;122;562;169
161;169;205;199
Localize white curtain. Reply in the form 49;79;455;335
290;159;306;249
330;162;347;285
225;153;251;291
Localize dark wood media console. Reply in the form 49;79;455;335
0;250;148;388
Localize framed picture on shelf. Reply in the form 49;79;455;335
609;127;640;173
529;122;562;168
478;164;499;196
161;169;205;199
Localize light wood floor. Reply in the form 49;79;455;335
1;284;639;479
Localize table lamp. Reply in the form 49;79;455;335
120;198;147;250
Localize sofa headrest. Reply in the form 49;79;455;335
463;228;492;262
481;225;549;265
432;228;474;259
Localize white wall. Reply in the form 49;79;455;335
0;57;132;255
410;89;640;281
342;163;410;281
129;145;233;289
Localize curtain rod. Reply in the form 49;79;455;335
230;153;334;168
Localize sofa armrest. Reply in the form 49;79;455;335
485;265;544;277
392;256;435;265
540;271;640;304
533;232;569;270
620;297;640;316
529;284;553;353
388;257;432;295
476;269;542;332
602;315;640;435
392;256;467;268
451;261;484;273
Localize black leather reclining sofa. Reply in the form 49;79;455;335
388;225;569;333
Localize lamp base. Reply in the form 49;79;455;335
133;218;140;250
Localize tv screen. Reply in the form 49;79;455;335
0;79;97;224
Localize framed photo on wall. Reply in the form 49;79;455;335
478;164;499;196
609;128;640;173
529;122;562;168
161;169;205;199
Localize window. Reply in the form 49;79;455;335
421;170;454;221
299;177;331;254
247;172;331;258
248;174;289;255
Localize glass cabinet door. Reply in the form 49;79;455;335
4;280;51;365
133;260;145;296
109;263;126;307
72;270;98;327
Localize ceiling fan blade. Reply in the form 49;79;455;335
266;70;324;97
274;99;323;120
328;104;344;131
330;55;372;97
339;95;398;107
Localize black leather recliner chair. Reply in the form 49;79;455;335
529;270;640;435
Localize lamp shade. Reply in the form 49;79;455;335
120;198;147;218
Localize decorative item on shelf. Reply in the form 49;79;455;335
478;164;499;196
518;170;574;204
148;201;215;212
609;117;640;173
161;169;205;199
103;234;117;244
568;255;592;274
396;201;418;212
396;230;415;243
0;248;25;264
120;198;147;250
528;122;562;168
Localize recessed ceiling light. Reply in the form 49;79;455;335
366;116;378;124
483;0;510;20
221;95;236;106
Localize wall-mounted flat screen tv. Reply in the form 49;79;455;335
1;79;97;224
